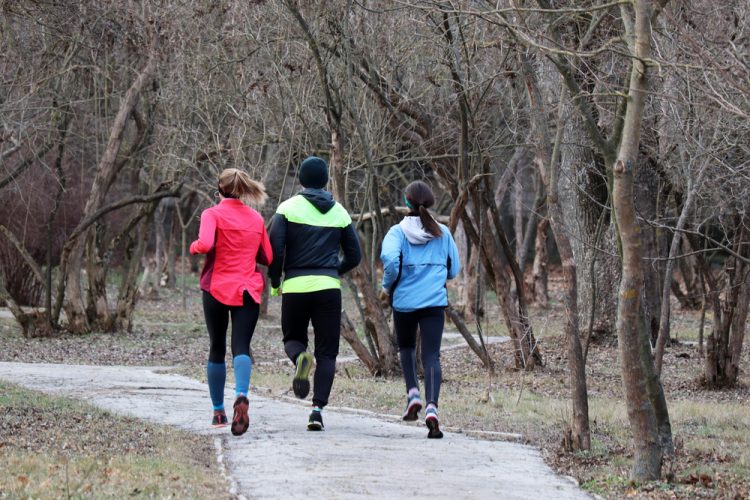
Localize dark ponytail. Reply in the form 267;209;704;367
405;180;442;237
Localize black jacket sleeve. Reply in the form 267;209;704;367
338;223;362;275
267;213;287;288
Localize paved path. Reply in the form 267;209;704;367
0;362;587;500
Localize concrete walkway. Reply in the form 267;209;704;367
0;362;587;500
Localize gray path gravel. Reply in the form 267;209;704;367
0;362;587;500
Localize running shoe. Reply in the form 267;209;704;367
211;410;228;428
307;408;324;431
402;394;423;421
231;395;249;436
292;352;314;399
425;407;443;439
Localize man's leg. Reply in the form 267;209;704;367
309;289;342;409
281;292;314;398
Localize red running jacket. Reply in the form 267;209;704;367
190;198;272;306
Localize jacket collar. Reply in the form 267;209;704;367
220;198;244;206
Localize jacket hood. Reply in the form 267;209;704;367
399;216;438;245
300;188;335;214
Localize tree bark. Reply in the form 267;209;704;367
528;217;550;308
704;205;750;387
521;56;590;450
612;0;666;479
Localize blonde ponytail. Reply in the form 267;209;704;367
218;168;268;206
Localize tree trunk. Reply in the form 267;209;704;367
59;42;158;333
654;169;706;374
514;163;526;263
165;200;178;289
522;59;590;450
559;116;619;341
635;156;666;347
528;217;550;308
704;205;750;387
85;227;112;331
114;212;153;332
612;0;665;479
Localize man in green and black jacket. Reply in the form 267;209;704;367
268;156;361;431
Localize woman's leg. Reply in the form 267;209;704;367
418;307;445;408
393;309;420;393
229;291;260;397
203;291;229;411
419;307;445;438
226;292;258;436
394;309;423;420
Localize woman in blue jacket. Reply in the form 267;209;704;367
380;180;460;439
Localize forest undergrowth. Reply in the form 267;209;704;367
1;270;748;499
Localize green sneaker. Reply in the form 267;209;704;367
292;352;313;399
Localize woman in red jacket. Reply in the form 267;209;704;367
190;168;271;436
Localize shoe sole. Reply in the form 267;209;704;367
293;352;313;399
211;422;229;428
307;422;324;431
402;400;423;421
426;416;443;439
231;400;249;436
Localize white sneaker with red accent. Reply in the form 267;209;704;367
425;406;443;439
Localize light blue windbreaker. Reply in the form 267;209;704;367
380;216;460;312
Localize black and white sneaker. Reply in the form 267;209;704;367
307;408;324;431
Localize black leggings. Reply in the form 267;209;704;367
281;289;341;408
203;290;260;363
393;307;445;407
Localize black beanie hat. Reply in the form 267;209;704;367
298;156;329;189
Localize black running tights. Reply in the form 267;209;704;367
393;307;445;407
203;290;259;363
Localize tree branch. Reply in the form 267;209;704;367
0;225;45;286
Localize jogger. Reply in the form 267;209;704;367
190;168;271;436
268;156;361;431
380;180;460;438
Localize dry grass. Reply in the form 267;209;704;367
0;381;227;498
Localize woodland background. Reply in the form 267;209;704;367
1;0;748;491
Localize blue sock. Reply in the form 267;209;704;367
207;361;226;411
233;354;252;397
